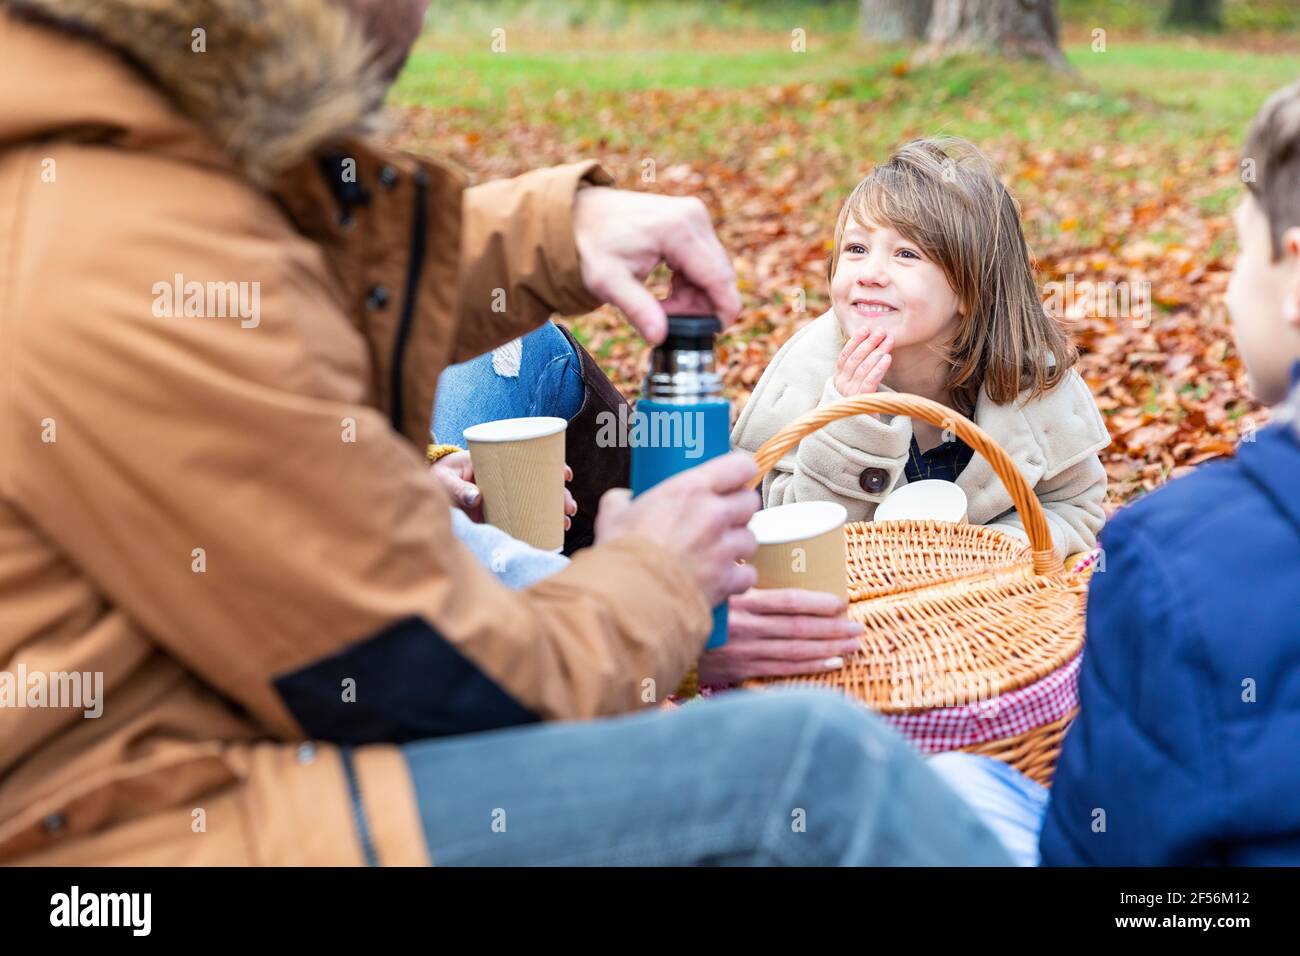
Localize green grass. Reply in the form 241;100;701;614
397;45;863;110
1060;0;1300;32
418;0;1300;39
421;0;861;40
1071;43;1300;132
395;32;1296;148
399;0;1298;141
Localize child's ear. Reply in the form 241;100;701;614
1285;226;1300;328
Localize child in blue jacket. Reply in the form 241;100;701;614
1038;80;1300;865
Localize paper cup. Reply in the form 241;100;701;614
464;416;567;551
873;479;968;524
747;501;848;601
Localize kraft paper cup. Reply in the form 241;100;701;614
464;416;567;552
747;501;848;601
873;479;969;524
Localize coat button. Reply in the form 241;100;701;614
858;467;889;495
365;285;390;310
42;812;67;835
379;165;399;188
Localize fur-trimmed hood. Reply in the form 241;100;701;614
0;0;388;182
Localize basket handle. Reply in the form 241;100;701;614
745;392;1062;576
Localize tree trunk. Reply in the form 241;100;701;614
920;0;1068;70
1164;0;1224;31
861;0;934;43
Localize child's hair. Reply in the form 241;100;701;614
827;136;1076;414
1243;79;1300;261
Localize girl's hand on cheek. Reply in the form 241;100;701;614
833;327;893;397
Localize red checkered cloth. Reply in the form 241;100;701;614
882;652;1081;752
1071;549;1103;574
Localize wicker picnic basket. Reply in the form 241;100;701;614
740;393;1091;785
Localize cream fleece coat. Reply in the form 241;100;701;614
732;310;1111;560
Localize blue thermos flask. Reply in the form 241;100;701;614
630;314;732;649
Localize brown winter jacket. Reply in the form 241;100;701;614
0;0;710;865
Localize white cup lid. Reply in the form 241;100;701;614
463;416;567;443
748;501;848;545
874;479;968;523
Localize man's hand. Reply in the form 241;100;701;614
834;327;893;397
572;186;742;344
593;453;759;607
432;451;577;530
698;588;865;686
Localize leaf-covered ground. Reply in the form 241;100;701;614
392;4;1299;511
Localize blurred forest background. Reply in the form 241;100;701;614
389;0;1300;508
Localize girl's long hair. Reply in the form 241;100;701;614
828;136;1076;415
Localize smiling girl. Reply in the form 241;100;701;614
733;137;1110;560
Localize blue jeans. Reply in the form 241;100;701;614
927;753;1048;866
433;321;585;448
400;689;1013;866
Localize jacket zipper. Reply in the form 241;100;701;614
390;171;429;432
339;746;380;867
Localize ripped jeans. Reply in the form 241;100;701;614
433;321;585;448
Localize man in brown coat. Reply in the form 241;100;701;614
0;0;1009;865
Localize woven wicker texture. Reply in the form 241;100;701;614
739;393;1089;780
846;518;1030;600
760;560;1085;713
961;708;1078;787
